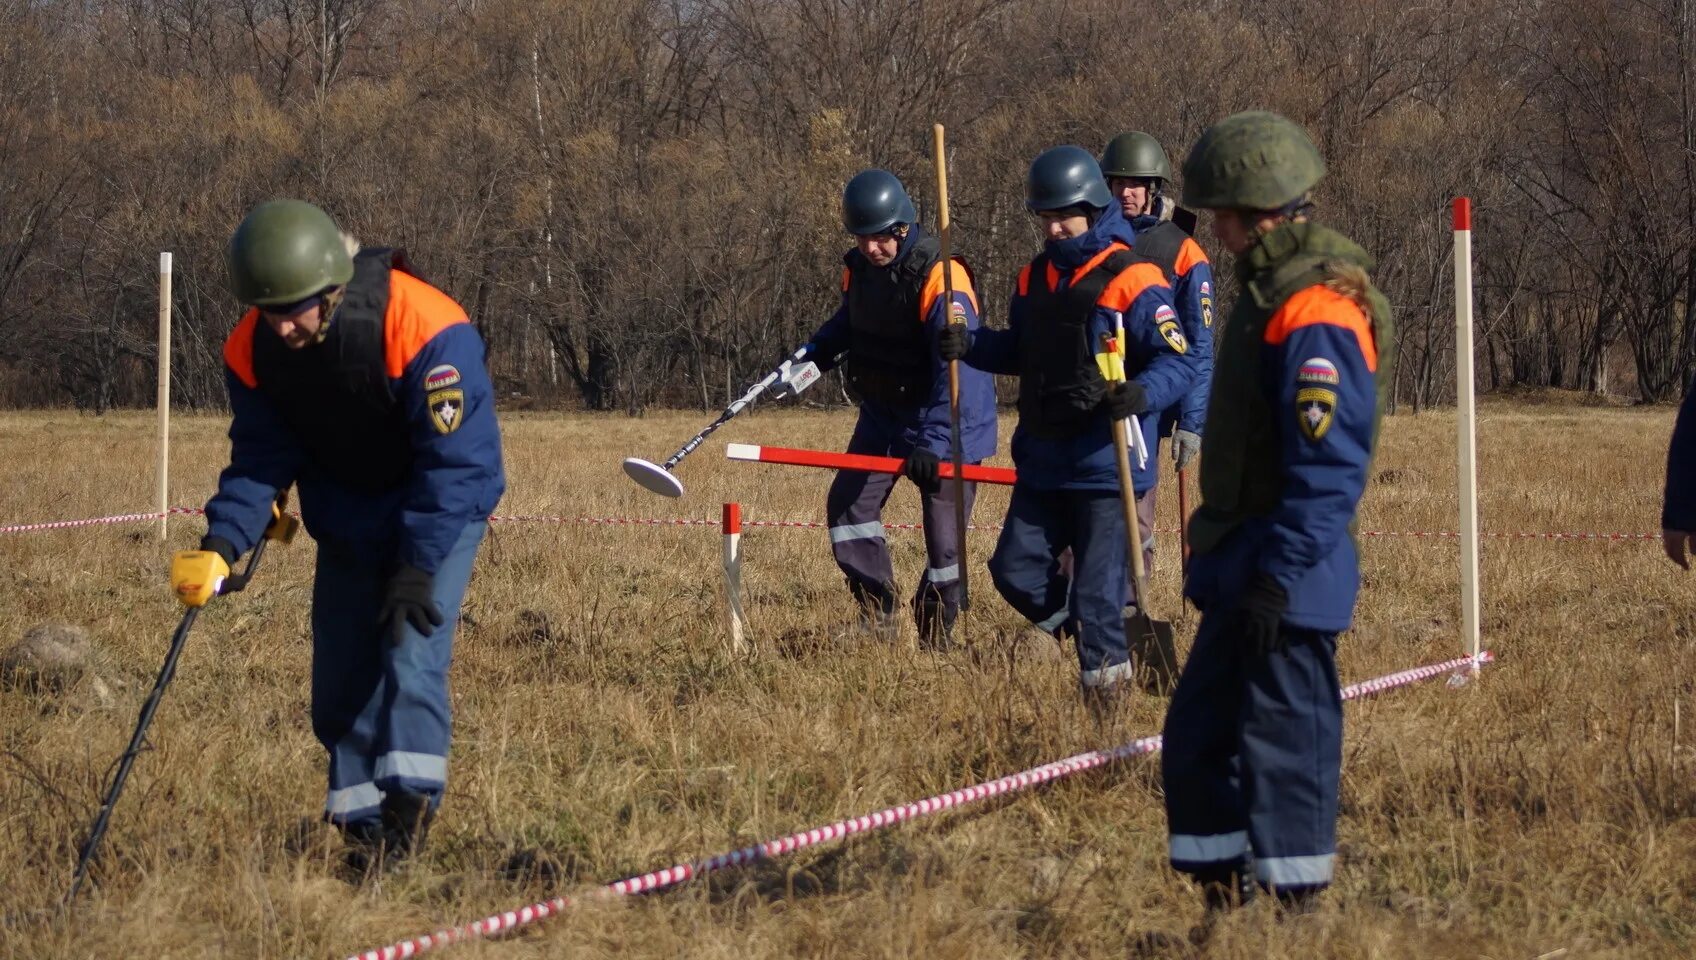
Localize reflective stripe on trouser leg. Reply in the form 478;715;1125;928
913;473;977;612
1068;490;1129;683
378;521;487;805
826;425;899;605
1162;608;1250;875
1243;628;1342;890
987;484;1073;635
311;538;390;825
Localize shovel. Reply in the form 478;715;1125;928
1100;331;1178;695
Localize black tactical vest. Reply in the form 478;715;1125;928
1188;223;1396;555
1132;220;1189;282
251;248;413;494
1016;248;1141;439
844;233;945;409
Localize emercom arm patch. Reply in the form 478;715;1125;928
1296;386;1336;442
428;388;464;434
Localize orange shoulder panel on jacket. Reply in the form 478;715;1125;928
1097;261;1170;313
841;267;851;293
1262;285;1378;371
383;271;470;378
1174;237;1209;276
1017;263;1032;297
223;309;261;388
1070;242;1129;286
918;259;980;320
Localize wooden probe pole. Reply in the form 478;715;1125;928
933;124;970;615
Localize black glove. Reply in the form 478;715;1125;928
1102;380;1148;421
902;447;942;493
198;534;238;566
1231;573;1290;657
379;565;445;646
937;324;973;362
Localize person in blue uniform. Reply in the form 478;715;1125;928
938;146;1195;703
785;169;997;648
1159;112;1397;919
169;199;505;871
1100;131;1216;572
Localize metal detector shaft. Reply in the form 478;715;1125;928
660;345;811;471
67;535;272;903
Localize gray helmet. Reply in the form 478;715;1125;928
225;199;354;306
1100;131;1172;181
1180;111;1326;211
1025;145;1113;213
842;169;917;236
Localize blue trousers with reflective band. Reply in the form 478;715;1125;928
988;485;1129;686
1161;606;1342;891
311;521;485;825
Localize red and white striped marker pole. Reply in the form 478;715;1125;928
725;443;1018;485
1454;197;1483;669
723;502;749;655
343;651;1493;960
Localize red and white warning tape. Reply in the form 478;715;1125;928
0;507;1662;542
0;507;202;535
342;651;1493;960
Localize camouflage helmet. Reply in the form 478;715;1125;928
1100;131;1172;181
225;199;354;306
1025;145;1114;214
1180;111;1326;211
842;169;918;236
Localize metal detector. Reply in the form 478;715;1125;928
623;345;823;498
67;494;298;903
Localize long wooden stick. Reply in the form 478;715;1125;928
157;252;172;542
1100;332;1155;617
933;123;970;614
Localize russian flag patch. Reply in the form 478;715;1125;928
425;364;461;390
1297;357;1339;385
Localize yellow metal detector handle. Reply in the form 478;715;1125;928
170;551;229;607
170;488;296;607
265;488;300;544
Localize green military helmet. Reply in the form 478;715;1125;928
225;199;355;306
1180;111;1326;211
1100;131;1172;181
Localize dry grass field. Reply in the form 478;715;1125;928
2;400;1694;959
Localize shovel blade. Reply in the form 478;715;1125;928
1125;612;1179;695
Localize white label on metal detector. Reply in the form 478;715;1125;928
725;443;762;461
783;361;822;395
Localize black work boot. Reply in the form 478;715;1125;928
345;791;435;876
1272;883;1325;915
915;600;957;652
1191;862;1257;945
379;789;435;862
1080;679;1131;722
847;579;900;643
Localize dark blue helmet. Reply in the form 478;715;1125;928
1025;145;1113;214
842;169;918;236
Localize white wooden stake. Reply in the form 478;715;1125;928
722;502;750;655
157;252;172;542
1453;199;1482;662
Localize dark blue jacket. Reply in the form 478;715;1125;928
1184;285;1380;630
205;271;505;575
960;206;1196;492
804;226;998;462
1131;213;1215;438
1665;383;1696;530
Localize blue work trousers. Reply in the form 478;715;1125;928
311;522;485;826
987;484;1130;686
1162;605;1343;893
